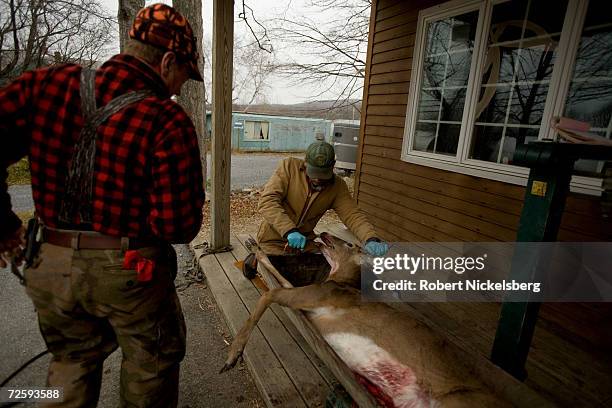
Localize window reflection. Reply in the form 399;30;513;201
414;11;478;156
470;0;567;164
564;0;612;174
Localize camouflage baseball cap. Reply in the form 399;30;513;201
305;141;336;180
129;3;203;82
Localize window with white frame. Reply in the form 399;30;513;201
412;9;479;156
244;120;270;140
403;0;612;194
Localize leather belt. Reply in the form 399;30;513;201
43;228;157;250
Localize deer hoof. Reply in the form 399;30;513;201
219;351;243;373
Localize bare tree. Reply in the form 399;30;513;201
0;0;114;84
118;0;143;52
267;0;371;112
174;0;208;192
201;36;276;110
233;39;276;109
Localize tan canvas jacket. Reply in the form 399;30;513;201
257;157;378;253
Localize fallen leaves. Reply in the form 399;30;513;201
198;189;263;240
197;174;354;240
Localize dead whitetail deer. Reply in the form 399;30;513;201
222;233;510;407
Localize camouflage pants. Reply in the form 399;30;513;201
24;242;186;408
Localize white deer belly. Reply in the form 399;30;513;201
324;332;437;408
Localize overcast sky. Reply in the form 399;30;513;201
100;0;348;104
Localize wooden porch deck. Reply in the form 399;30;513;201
193;228;348;408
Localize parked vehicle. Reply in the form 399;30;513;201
331;120;360;175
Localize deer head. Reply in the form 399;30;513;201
316;232;363;288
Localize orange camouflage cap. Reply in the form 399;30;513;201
129;3;203;82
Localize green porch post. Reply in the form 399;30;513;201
491;142;612;379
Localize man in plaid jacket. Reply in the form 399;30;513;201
0;4;205;407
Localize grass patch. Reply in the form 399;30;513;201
7;158;31;185
16;211;34;224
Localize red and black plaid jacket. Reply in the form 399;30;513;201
0;54;204;243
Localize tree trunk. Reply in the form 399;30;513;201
174;0;208;193
23;0;42;70
118;0;144;52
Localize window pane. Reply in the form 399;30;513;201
564;4;612;128
562;1;612;175
507;84;549;125
414;10;478;154
244;121;255;139
470;125;539;164
413;122;437;152
568;80;612;129
471;125;503;162
497;48;519;84
450;11;478;51
516;41;558;83
440;87;467;122
436;124;461;155
244;121;270;140
472;127;538;165
490;0;528;44
525;0;567;37
487;40;558;85
502;128;539;164
422;55;446;88
469;0;568;164
426;20;451;55
446;51;472;87
476;85;510;123
418;89;441;121
261;122;270;139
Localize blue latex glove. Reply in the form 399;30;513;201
287;231;307;249
364;240;389;257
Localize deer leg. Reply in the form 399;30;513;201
220;289;275;373
246;237;294;289
221;284;333;372
255;249;293;288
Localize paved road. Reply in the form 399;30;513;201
0;245;263;407
7;184;33;214
216;152;298;191
8;152;298;213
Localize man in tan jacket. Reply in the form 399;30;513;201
255;141;388;258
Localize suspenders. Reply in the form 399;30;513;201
59;68;155;225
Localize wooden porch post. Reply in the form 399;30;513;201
211;0;233;248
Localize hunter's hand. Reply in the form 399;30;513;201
0;226;26;268
287;231;307;249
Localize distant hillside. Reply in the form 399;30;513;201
232;100;362;120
